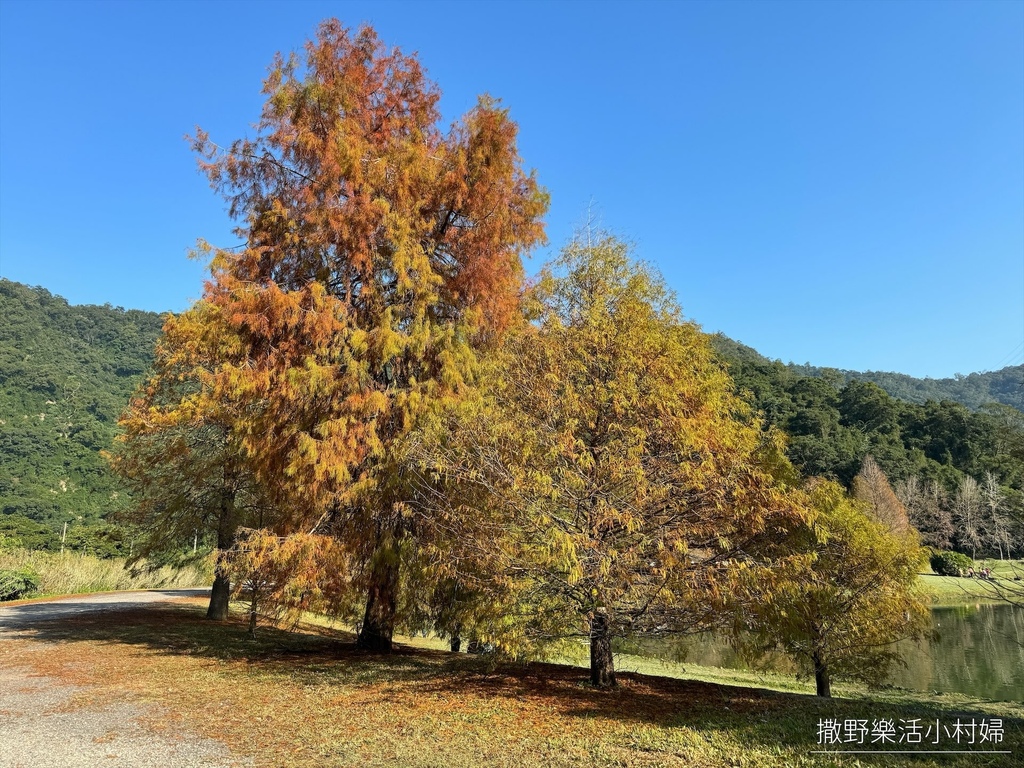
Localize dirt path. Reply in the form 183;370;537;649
0;590;252;768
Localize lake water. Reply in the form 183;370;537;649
622;603;1024;702
892;603;1024;702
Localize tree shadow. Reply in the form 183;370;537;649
5;599;1021;759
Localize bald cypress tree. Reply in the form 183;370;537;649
189;21;547;650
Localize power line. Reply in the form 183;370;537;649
991;340;1024;371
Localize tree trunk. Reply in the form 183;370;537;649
248;596;258;638
206;486;236;621
450;623;462;653
589;609;616;688
357;553;398;652
206;567;231;621
812;650;831;698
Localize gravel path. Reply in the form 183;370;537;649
0;590;252;768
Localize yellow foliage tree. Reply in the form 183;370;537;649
746;479;930;697
110;301;277;620
429;233;807;686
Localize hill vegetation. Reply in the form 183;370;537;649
0;278;164;552
1;278;1021;562
710;333;1024;411
710;336;1024;556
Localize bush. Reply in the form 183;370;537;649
0;567;40;601
930;550;973;577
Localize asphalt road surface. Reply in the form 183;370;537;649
0;589;252;768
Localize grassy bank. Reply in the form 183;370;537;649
919;559;1024;605
2;597;1018;768
0;547;211;598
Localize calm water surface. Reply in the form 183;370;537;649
625;603;1024;702
892;603;1024;702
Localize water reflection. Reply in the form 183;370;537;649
619;604;1024;701
892;603;1024;702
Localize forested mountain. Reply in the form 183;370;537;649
710;334;1024;411
710;336;1024;556
1;279;1020;559
0;279;164;547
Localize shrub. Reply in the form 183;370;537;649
0;567;40;601
929;550;973;577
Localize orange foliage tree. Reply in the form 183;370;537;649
190;20;547;649
851;455;910;534
225;528;353;637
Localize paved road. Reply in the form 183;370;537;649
0;590;252;768
0;588;211;630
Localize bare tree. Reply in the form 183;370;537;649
981;472;1012;560
895;476;954;550
894;475;920;510
953;476;982;560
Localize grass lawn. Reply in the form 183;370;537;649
1;597;1020;768
918;559;1024;605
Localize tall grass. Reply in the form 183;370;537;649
0;548;212;597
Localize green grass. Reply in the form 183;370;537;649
0;546;211;598
918;559;1024;605
3;598;1019;768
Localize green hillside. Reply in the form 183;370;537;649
1;279;1020;559
708;335;1023;556
710;333;1024;411
0;279;164;542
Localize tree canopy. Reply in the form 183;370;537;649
188;20;548;648
109;301;279;617
746;479;930;697
428;234;807;686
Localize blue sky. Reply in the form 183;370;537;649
1;0;1021;378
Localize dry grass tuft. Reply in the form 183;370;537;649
0;548;210;597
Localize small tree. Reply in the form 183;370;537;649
981;472;1012;559
110;303;275;620
225;528;354;636
852;456;909;534
953;475;982;559
748;479;930;697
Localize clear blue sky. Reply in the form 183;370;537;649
1;0;1021;378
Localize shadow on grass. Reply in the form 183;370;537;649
6;599;1022;761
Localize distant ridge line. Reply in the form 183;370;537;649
709;333;1024;413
